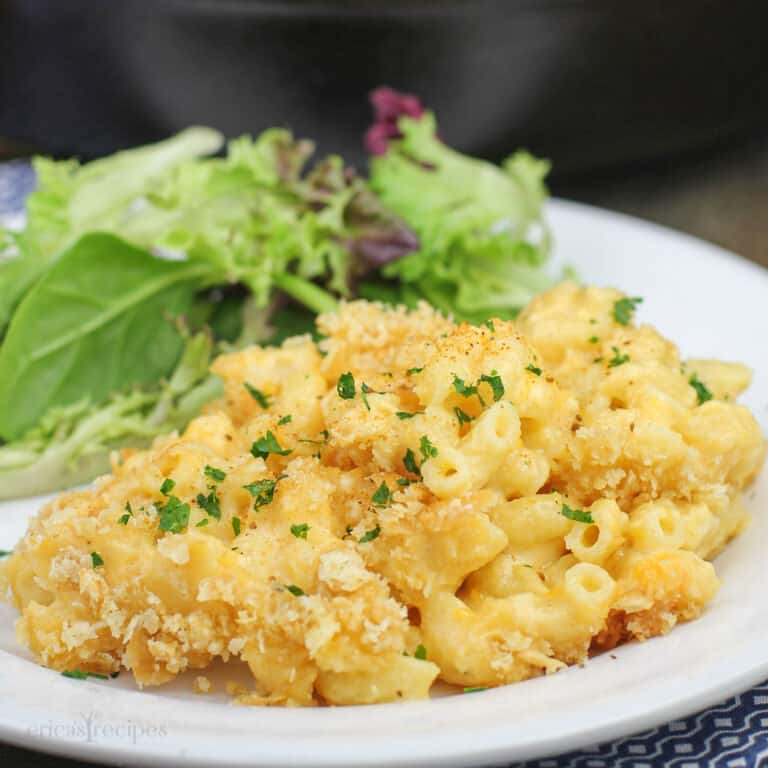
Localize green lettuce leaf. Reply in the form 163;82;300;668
0;233;215;441
0;128;224;336
25;126;225;258
366;112;552;321
0;330;222;500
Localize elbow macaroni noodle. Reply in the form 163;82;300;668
1;283;764;705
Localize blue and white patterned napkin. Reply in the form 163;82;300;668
1;161;767;768
519;683;768;768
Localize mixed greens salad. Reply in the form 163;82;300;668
0;88;554;499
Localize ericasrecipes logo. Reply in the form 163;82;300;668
27;711;168;745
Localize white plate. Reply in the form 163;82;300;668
1;198;766;768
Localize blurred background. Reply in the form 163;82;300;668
1;0;767;268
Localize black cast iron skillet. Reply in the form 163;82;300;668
1;0;767;176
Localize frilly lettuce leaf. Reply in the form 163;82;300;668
9;127;417;316
138;135;417;311
366;111;552;321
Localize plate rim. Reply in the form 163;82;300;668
1;635;767;768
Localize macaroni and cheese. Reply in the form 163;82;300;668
2;284;764;705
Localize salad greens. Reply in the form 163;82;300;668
0;234;212;439
0;127;223;335
0;331;220;499
0;89;556;499
364;111;551;322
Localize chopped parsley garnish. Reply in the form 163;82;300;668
285;584;305;597
613;296;643;326
244;382;271;409
453;375;479;399
342;524;354;539
561;503;594;524
414;644;428;660
463;686;487;694
278;414;293;426
608;346;630;368
397;478;411;487
419;435;438;461
196;489;222;520
360;382;384;411
480;372;505;401
62;670;109;681
118;501;133;525
90;551;104;568
406;366;424;376
359;525;381;544
290;523;310;540
231;516;242;536
593;357;604;364
589;336;599;344
454;406;473;425
195;518;209;527
372;482;392;507
251;430;292;459
454;372;505;405
526;364;542;376
689;374;713;405
243;479;277;509
62;669;89;680
160;478;175;495
0;549;12;558
204;465;226;483
396;411;420;420
483;319;495;332
403;448;421;476
157;495;190;534
337;372;356;400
